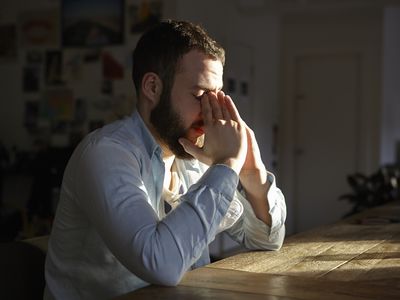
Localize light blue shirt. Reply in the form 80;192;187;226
44;111;286;300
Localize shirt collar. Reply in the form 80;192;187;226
131;110;162;160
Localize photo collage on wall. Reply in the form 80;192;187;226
3;0;164;148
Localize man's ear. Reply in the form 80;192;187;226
141;72;162;108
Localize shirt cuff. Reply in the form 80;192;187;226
238;171;286;242
265;172;286;240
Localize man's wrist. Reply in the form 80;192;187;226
240;168;267;184
215;158;241;175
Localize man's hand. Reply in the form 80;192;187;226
180;91;271;225
222;95;272;226
179;91;247;175
239;124;270;199
238;123;272;225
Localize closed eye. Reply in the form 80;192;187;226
194;90;210;102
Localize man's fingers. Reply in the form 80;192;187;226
225;95;242;122
203;92;240;127
201;94;212;126
217;91;231;121
209;92;223;120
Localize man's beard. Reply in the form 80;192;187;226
150;92;194;160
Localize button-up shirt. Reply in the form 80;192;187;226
44;111;286;300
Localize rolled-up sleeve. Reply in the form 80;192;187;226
226;172;286;250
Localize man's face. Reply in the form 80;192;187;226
150;50;223;159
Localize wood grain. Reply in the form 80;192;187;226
116;202;400;299
116;267;400;300
209;202;400;285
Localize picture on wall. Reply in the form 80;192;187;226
26;51;44;64
23;66;40;92
19;9;60;48
42;88;75;122
62;0;124;47
45;51;63;85
24;100;40;130
0;24;17;61
129;0;162;33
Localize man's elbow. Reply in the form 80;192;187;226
267;226;286;250
146;268;184;286
244;226;286;251
267;238;284;251
134;255;186;287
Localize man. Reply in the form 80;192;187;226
44;20;286;299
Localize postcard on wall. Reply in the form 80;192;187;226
129;0;163;34
0;24;17;61
63;51;84;82
62;0;124;47
26;50;44;64
19;9;59;48
45;50;63;85
42;88;75;122
102;51;124;80
23;66;40;92
24;100;40;131
74;98;87;124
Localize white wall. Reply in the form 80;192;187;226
380;6;400;165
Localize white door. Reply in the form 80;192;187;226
293;54;359;232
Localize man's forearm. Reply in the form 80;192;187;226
240;169;272;226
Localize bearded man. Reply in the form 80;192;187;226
44;20;286;300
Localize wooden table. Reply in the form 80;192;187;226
116;202;400;299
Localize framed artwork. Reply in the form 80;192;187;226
62;0;124;47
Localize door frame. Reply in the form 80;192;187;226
293;52;362;232
278;11;382;234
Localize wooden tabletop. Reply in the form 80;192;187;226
116;202;400;299
209;202;400;284
117;267;400;300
